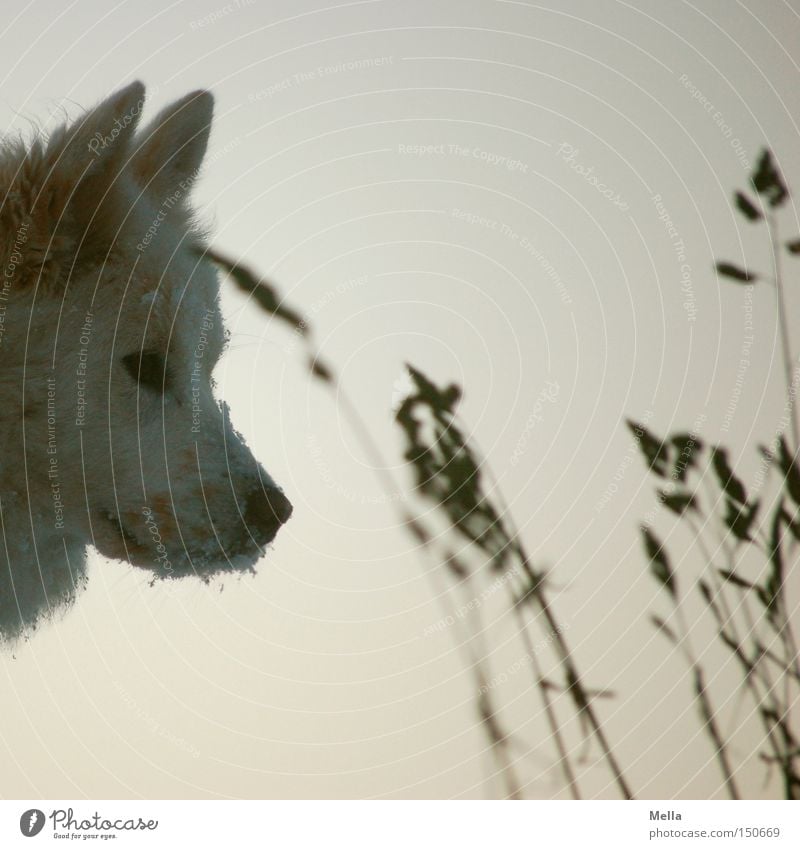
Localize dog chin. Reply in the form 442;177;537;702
92;510;263;578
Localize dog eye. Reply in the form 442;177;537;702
122;351;169;392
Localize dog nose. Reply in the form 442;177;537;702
243;486;292;545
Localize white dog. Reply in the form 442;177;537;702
0;82;292;638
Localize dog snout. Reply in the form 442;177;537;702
243;486;293;546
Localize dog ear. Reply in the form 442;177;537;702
67;81;145;177
67;81;147;245
53;80;146;221
0;81;145;290
131;89;214;202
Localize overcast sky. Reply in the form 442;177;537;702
1;0;799;799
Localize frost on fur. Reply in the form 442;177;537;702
0;83;291;640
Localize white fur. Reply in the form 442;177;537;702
0;82;291;639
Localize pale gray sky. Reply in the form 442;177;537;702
1;0;798;799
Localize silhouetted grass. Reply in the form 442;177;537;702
395;366;632;799
635;148;800;800
203;151;799;798
202;249;632;799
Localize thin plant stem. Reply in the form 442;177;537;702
768;213;800;451
510;600;581;799
418;540;523;800
460;569;524;801
338;383;622;798
473;457;633;799
674;603;741;799
514;549;634;799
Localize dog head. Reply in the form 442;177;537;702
0;82;291;636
